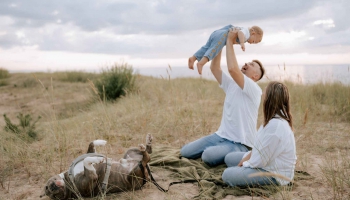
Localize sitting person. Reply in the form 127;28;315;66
222;81;297;186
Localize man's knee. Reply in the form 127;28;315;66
224;152;245;167
202;149;221;166
180;146;189;157
180;145;201;159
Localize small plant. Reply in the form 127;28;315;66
0;79;8;87
0;68;10;87
21;78;38;88
3;113;41;141
0;68;10;79
94;63;136;101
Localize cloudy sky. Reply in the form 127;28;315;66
1;0;349;72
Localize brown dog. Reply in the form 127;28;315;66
41;134;153;199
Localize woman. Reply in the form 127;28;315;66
222;81;297;186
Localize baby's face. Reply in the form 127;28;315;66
247;34;262;44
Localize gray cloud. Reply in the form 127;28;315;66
0;0;318;33
0;0;349;58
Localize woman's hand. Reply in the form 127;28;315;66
238;151;252;167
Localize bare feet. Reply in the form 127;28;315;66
197;57;208;75
188;56;196;70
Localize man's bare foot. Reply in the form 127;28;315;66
197;57;208;75
188;56;196;70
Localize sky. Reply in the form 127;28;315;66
1;0;350;72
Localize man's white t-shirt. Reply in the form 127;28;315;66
216;72;262;147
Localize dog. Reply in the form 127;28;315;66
41;134;153;199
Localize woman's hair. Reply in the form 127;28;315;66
263;81;293;129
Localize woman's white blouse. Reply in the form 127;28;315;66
242;117;297;185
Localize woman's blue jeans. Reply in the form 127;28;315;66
222;152;279;186
180;133;248;166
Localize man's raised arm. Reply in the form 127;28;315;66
210;50;223;85
226;31;244;89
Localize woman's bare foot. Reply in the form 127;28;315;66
188;56;196;70
197;57;208;75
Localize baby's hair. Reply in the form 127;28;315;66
251;26;263;36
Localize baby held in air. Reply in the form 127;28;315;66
188;24;263;75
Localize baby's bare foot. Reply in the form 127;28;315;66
197;57;208;75
197;62;204;75
188;56;196;70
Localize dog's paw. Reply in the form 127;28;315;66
146;133;153;145
139;144;146;151
86;156;104;164
93;140;107;146
84;157;105;171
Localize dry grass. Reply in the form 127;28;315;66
0;70;349;199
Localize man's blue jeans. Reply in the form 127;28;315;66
180;133;248;166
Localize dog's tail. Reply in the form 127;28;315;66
87;140;107;153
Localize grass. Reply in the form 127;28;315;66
0;68;10;87
0;68;349;199
0;68;10;79
320;152;350;200
54;71;99;83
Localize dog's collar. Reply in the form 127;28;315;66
101;158;113;193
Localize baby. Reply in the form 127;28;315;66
188;25;263;75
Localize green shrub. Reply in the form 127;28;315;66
3;113;41;141
94;63;136;101
0;68;10;79
0;79;8;87
21;78;38;88
55;71;98;83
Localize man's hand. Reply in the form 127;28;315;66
240;43;245;52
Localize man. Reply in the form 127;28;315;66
181;30;265;166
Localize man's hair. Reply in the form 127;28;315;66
252;59;265;80
251;26;263;37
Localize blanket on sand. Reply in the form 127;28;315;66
150;146;312;199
